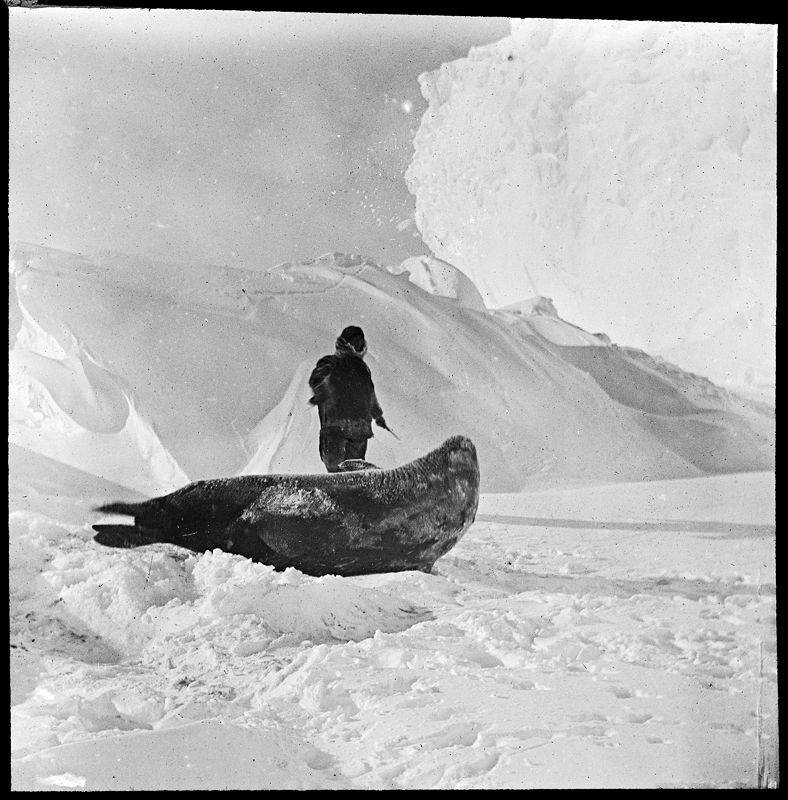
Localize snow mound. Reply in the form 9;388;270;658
237;361;324;476
9;285;188;495
193;552;431;642
502;296;559;317
38;546;431;658
498;296;604;346
405;19;776;388
309;252;379;270
385;255;486;311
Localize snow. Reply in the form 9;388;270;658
7;15;777;787
405;19;776;389
8;243;774;496
9;275;189;495
10;447;777;789
8;241;777;789
384;255;487;312
497;297;605;347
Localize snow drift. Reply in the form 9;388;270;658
9;242;773;496
405;19;776;390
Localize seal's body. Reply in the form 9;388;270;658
93;436;479;577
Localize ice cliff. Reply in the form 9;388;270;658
405;19;776;389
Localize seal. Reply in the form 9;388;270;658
92;435;480;577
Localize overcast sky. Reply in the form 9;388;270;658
9;9;510;269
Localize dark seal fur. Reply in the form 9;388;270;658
92;436;480;577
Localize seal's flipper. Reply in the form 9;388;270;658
92;524;163;549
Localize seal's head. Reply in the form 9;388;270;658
336;325;367;357
432;436;480;527
415;436;478;484
440;435;479;476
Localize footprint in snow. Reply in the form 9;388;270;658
428;705;463;722
708;722;751;735
570;712;614;723
609;686;662;700
394;722;481;752
609;686;633;699
627;712;654;724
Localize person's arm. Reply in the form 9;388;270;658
370;382;398;436
371;388;385;426
308;356;334;405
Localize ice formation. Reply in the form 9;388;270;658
405;19;776;388
9;283;188;495
384;255;486;311
8;243;773;495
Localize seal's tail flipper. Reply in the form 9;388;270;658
93;501;146;517
93;524;162;549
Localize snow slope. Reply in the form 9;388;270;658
385;254;487;312
9;303;188;496
405;19;776;389
8;243;773;497
10;446;776;789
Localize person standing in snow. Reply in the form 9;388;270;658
308;325;392;472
